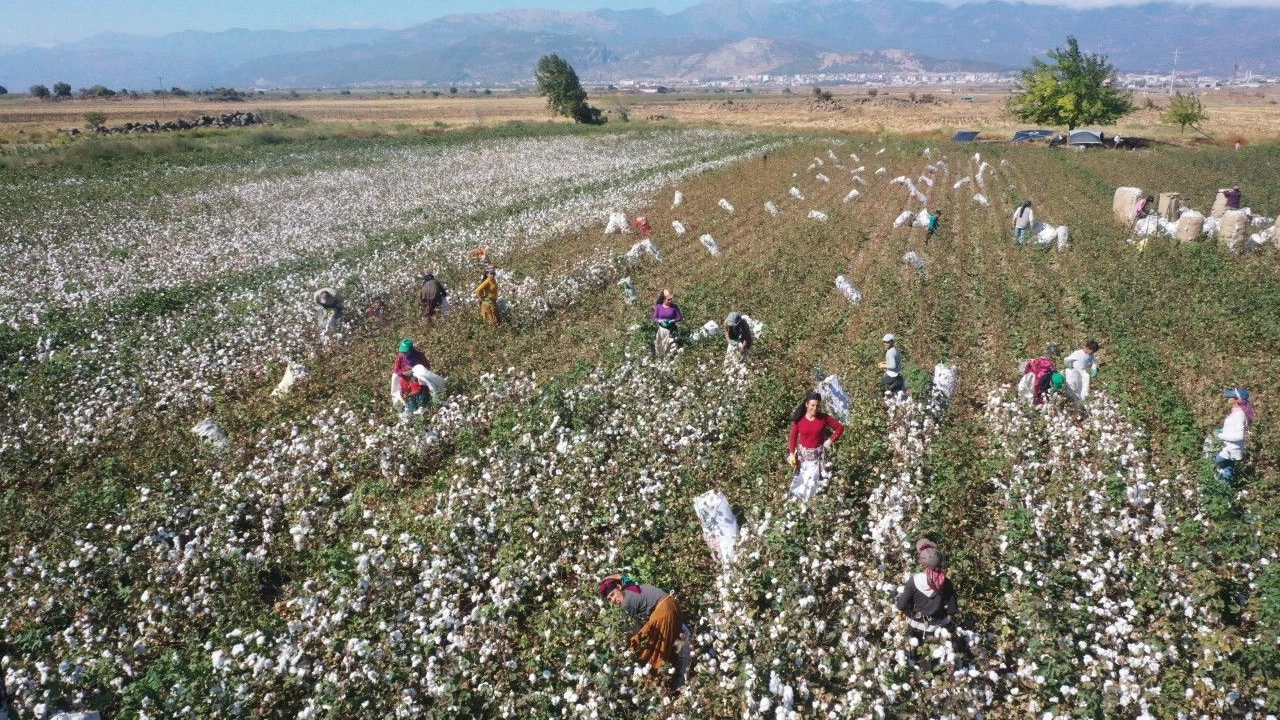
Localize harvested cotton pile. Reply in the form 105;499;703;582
1176;210;1205;241
718;198;735;213
700;234;722;256
764;201;781;216
835;275;863;305
693;490;739;567
972;152;981;164
843;188;860;202
790;186;805;200
809;210;829;222
972;194;990;206
604;211;631;234
672;220;687;235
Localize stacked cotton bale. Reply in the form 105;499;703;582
1113;187;1142;223
1176;210;1205;242
1157;192;1181;221
1218;210;1249;250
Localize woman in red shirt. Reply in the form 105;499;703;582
788;392;844;469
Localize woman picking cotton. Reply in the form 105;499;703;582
896;539;966;663
1214;387;1254;487
651;288;684;360
787;392;843;499
598;574;684;686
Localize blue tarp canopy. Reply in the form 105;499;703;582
1012;129;1055;142
952;130;979;142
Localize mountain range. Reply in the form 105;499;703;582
2;0;1276;91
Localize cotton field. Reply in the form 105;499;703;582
2;129;1277;719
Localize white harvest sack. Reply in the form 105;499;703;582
808;210;829;222
672;190;684;208
844;188;861;202
903;251;926;273
893;210;915;228
192;417;229;449
718;198;735;213
817;374;852;422
626;239;661;262
765;200;781;216
816;173;830;184
932;363;958;400
688;320;722;345
271;362;308;397
835;275;862;305
672;220;687;235
972;194;990;206
693;490;739;566
1017;372;1035;402
790;460;825;501
605;211;630;234
789;187;805;201
700;234;722;256
412;365;446;396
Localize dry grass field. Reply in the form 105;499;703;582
2;85;1279;142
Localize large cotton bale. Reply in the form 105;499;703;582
1211;191;1229;219
1157;192;1181;221
1218;210;1249;250
1113;187;1142;223
1176;210;1205;242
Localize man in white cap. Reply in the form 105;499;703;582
878;333;904;395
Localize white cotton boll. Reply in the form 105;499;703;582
843;189;860;202
700;234;722;256
808;210;828;222
789;187;805;200
672;220;686;235
973;194;989;206
718;198;735;213
765;201;781;216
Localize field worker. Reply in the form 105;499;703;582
723;312;754;357
475;266;500;325
1063;340;1100;399
652;288;684;359
1221;185;1242;211
418;270;448;323
788;391;843;475
313;287;342;334
364;296;387;324
925;208;941;240
1025;344;1059;406
1012;201;1034;244
598;574;684;681
879;334;905;395
1214;387;1254;485
896;539;964;662
1132;195;1153;220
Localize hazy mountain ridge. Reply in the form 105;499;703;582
1;0;1275;90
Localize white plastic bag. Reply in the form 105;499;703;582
605;211;630;234
817;374;852;422
835;275;862;305
693;490;739;566
790;459;825;501
192;417;229;449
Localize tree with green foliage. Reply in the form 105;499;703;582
83;111;107;130
1162;92;1208;135
0;85;7;95
448;86;458;95
53;81;72;98
534;53;602;124
1008;36;1134;130
30;84;50;98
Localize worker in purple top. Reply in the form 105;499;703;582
1221;185;1242;210
651;288;684;359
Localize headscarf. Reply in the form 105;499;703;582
598;574;641;598
916;539;947;592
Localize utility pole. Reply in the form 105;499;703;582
1168;47;1179;96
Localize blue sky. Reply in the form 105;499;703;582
7;0;1280;46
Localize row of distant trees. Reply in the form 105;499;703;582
21;83;248;101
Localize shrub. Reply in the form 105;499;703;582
83;111;107;130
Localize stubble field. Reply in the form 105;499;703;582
1;106;1278;719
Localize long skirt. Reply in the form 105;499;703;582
654;326;676;359
628;595;682;670
480;299;500;325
